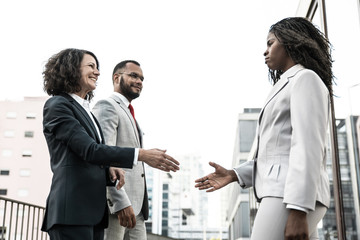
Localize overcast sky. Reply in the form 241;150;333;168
1;0;360;228
1;0;359;167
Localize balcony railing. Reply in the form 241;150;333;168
0;196;48;240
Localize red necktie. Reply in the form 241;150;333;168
128;104;136;121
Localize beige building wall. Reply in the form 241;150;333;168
0;96;51;206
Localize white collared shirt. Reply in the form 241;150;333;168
69;93;102;143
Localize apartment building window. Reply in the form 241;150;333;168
17;189;29;197
4;130;15;138
2;149;12;157
0;170;10;175
26;112;36;119
163;192;168;199
6;112;17;119
22;150;32;157
24;131;34;138
182;213;187;225
19;169;31;177
0;189;7;195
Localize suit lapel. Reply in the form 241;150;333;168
257;65;304;125
258;77;289;125
110;95;142;146
61;93;101;143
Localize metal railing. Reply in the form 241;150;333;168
0;196;48;240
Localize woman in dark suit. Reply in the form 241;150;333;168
195;17;333;240
41;48;179;240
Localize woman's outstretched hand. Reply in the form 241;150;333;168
194;162;238;192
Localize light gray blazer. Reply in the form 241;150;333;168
234;64;330;211
92;94;147;216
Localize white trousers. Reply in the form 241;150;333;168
104;213;146;240
251;197;327;240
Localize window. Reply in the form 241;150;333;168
19;169;31;177
17;189;29;197
22;150;32;157
0;189;7;195
6;112;17;119
0;170;10;176
239;120;257;152
2;150;12;157
163;184;169;190
161;220;168;226
163;192;168;199
182;213;187;225
26;113;36;119
24;131;34;138
4;130;15;138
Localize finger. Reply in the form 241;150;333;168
209;161;219;169
206;187;217;193
157;160;176;172
109;168;117;181
116;178;125;190
163;157;180;171
129;215;136;228
195;176;209;183
195;182;207;188
164;154;180;166
119;214;127;227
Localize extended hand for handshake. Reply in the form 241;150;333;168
109;148;180;190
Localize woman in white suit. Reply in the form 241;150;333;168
195;17;333;240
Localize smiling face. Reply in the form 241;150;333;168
114;62;144;101
77;53;100;98
264;32;295;72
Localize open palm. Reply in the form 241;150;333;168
195;162;237;192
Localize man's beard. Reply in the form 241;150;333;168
120;76;140;100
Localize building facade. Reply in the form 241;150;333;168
0;97;51;206
148;154;228;240
227;108;260;240
322;116;360;239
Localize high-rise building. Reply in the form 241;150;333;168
0;97;51;206
322;116;360;239
148;154;228;239
227;108;260;240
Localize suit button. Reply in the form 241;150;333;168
141;174;144;177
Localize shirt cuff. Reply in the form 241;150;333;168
286;204;309;214
232;169;244;187
133;148;139;166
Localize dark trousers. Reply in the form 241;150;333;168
48;224;104;240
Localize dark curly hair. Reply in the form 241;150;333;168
268;17;334;95
43;48;99;100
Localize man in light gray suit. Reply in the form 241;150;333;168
93;60;152;240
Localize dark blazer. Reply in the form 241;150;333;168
41;93;134;231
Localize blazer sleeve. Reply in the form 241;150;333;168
43;96;134;168
93;99;132;212
283;70;329;210
233;160;254;188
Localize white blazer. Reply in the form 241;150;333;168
234;64;330;211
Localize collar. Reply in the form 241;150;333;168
69;93;90;108
113;92;131;107
279;64;305;81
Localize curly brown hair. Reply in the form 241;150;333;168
268;17;334;95
43;48;99;100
